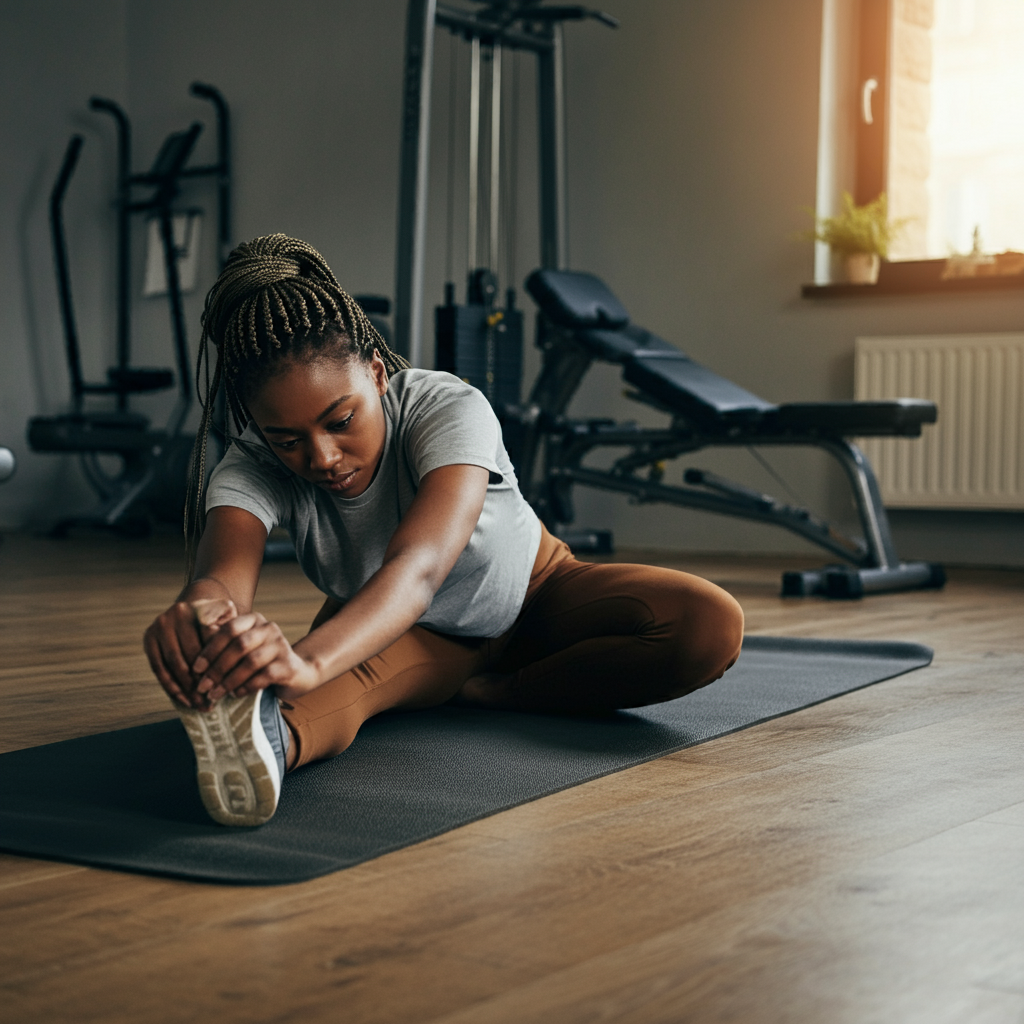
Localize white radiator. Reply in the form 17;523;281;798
854;333;1024;510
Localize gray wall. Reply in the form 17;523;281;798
0;0;128;524
2;0;1021;564
120;0;411;439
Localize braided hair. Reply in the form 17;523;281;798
184;233;408;578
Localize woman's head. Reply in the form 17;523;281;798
247;348;390;500
185;234;409;573
200;233;405;408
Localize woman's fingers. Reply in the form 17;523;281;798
191;613;265;676
204;638;286;701
143;604;204;693
193;614;276;695
145;629;189;688
144;627;195;706
169;603;205;678
154;606;313;706
144;600;262;709
209;645;320;703
190;597;238;643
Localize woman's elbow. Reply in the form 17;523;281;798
398;552;448;616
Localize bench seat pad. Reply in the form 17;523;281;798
764;400;937;437
624;353;777;427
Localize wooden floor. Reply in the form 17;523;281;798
1;533;1022;1024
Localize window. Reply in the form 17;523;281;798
883;0;1024;260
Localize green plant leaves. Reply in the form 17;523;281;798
802;192;912;258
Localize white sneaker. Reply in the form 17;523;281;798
177;689;289;827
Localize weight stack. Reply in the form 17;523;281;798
435;302;523;410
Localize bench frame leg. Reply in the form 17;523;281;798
511;416;943;598
787;439;944;598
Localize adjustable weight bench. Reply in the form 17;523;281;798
506;269;943;598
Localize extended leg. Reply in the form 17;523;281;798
280;624;485;769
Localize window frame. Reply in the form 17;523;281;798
805;0;1024;297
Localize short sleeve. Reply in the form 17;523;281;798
398;375;504;484
205;443;285;534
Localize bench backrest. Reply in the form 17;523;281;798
526;269;630;329
526;268;776;427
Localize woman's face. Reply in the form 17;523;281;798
248;351;389;498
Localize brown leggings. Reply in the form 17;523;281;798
281;526;745;769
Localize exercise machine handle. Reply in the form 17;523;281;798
50;135;86;407
89;97;133;398
189;81;232;267
88;97;130;146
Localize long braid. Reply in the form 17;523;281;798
184;234;409;580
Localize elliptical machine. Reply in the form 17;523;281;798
28;84;231;537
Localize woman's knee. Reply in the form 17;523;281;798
682;582;744;686
640;577;744;704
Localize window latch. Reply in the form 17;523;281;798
862;78;879;125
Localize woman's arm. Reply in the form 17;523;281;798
191;463;490;703
143;506;266;707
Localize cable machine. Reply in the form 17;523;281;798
434;30;525;411
393;0;616;374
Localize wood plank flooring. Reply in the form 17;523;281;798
1;533;1022;1024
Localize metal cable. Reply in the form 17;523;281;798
746;446;808;507
444;31;459;289
504;48;520;292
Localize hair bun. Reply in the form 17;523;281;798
225;234;327;286
204;234;340;341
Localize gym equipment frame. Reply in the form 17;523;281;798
393;3;942;598
394;0;615;365
514;269;944;599
28;84;231;536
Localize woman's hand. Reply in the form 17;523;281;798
191;613;321;703
144;597;238;708
143;507;270;707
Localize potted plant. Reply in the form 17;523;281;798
805;192;910;284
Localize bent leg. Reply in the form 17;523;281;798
280;626;485;768
477;559;744;714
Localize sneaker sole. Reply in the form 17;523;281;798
178;692;281;827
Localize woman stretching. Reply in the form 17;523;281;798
144;234;744;827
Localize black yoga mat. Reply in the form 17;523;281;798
0;636;931;885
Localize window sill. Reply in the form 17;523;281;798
802;258;1024;299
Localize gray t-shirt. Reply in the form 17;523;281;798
206;368;541;637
